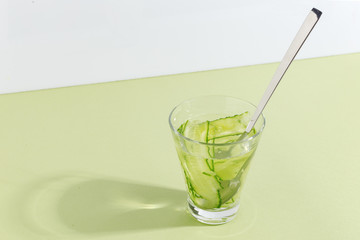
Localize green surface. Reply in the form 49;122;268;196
1;53;360;239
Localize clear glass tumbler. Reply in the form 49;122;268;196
169;95;265;225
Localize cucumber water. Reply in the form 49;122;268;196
174;112;257;209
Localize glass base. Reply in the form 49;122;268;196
187;199;240;225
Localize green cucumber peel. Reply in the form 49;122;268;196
202;172;212;176
184;170;203;199
205;159;215;172
177;120;189;134
217;189;222;208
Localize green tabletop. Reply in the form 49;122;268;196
1;53;360;240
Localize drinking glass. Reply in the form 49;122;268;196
169;95;265;224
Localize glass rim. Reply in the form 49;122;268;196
168;95;266;146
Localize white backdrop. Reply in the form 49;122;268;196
2;0;360;94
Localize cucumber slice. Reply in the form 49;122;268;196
176;149;221;209
208;113;249;142
214;149;255;180
178;112;250;143
176;112;256;209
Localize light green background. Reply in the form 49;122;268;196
1;53;360;239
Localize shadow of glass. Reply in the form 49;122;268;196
57;178;202;233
